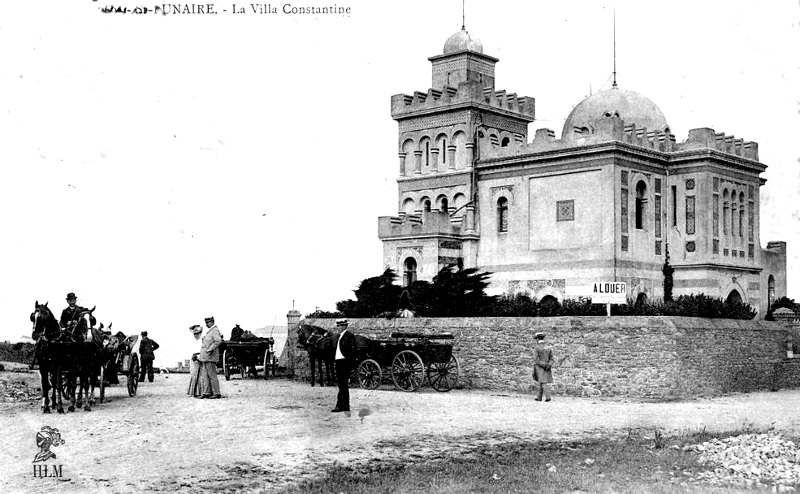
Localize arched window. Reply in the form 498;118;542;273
723;189;729;235
403;257;417;287
423;199;431;213
739;192;745;237
501;137;510;147
497;197;508;232
636;292;648;307
726;290;742;305
438;196;449;214
635;180;647;230
768;275;776;309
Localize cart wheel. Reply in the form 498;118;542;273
391;350;424;392
223;350;231;381
128;355;139;397
99;365;106;403
358;359;382;390
263;349;272;380
427;355;460;392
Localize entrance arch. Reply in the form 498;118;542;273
726;289;743;305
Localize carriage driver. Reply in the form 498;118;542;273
60;292;88;331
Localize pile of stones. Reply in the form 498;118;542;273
688;433;800;490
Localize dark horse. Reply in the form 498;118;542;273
30;301;71;414
69;306;103;411
296;324;336;386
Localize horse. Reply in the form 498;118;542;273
30;301;71;414
296;323;336;386
69;306;103;411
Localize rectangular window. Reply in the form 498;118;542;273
724;248;729;257
655;178;662;194
621;188;628;233
654;195;662;238
686;196;696;235
749;244;754;259
556;200;574;222
621;170;628;186
712;194;719;237
748;185;754;200
713;177;719;192
713;239;719;254
621;235;628;252
748;202;754;241
671;186;677;227
655;240;662;255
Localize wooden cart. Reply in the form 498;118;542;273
217;339;276;380
354;332;460;392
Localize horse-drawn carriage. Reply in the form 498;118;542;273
30;301;139;413
297;323;461;392
99;333;142;402
354;332;460;392
217;338;276;380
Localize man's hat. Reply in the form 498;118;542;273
205;316;215;324
66;292;77;301
534;332;545;339
189;325;203;335
336;318;349;326
141;331;148;337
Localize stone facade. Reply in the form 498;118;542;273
285;317;800;400
377;27;787;318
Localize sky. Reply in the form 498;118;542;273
1;0;798;367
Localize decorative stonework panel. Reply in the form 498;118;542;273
621;235;629;252
556;200;575;222
508;279;566;295
686;179;696;190
621;170;628;186
713;177;719;192
686;196;696;235
621;188;628;233
713;239;719;254
686;241;696;253
654;195;662;238
439;240;462;250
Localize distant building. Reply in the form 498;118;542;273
378;27;787;317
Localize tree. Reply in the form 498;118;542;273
336;268;403;318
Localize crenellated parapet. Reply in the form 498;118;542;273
378;211;465;239
677;128;759;161
391;80;535;121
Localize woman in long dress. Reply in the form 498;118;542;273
187;325;204;397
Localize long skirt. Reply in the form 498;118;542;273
198;361;221;397
187;359;202;397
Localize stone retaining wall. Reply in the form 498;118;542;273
284;316;800;399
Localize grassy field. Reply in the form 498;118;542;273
279;427;797;494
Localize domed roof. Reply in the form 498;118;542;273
443;27;483;54
561;87;670;139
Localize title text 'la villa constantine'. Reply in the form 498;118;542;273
159;4;351;15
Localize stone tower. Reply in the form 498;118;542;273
378;27;535;286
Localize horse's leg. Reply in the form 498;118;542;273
40;367;51;414
54;366;64;414
309;354;316;386
82;371;92;411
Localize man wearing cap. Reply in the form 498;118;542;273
138;331;160;383
196;316;222;399
532;332;554;402
59;292;87;331
331;319;356;413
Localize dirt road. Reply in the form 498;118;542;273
3;368;800;494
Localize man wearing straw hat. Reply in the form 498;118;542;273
532;331;554;402
195;316;222;399
331;318;356;413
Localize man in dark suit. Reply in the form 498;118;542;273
60;292;87;331
332;318;355;413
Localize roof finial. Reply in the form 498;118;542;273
612;9;618;89
462;0;465;30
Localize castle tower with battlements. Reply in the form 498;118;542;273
377;28;787;317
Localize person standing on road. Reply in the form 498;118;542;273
196;316;222;399
331;318;356;413
532;331;554;402
138;331;160;383
188;325;204;397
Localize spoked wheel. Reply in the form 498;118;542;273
99;365;106;403
223;350;232;381
128;355;139;397
391;350;424;392
427;355;460;392
263;349;272;380
358;359;382;390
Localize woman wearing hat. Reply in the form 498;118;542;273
187;325;204;397
532;332;554;402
